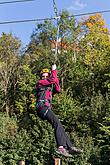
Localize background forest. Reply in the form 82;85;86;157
0;11;110;165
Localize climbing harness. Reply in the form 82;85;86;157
36;86;52;103
36;85;53;119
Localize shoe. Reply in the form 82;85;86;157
55;146;73;157
69;146;83;155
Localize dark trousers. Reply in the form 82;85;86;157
37;108;73;149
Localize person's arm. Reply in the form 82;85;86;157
52;64;60;93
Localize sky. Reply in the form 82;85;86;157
0;0;110;47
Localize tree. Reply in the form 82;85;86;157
80;14;110;71
75;14;110;97
0;33;21;114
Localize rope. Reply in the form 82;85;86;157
52;0;60;62
53;0;58;17
54;16;60;62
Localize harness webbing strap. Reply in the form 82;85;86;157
37;86;53;103
36;85;54;118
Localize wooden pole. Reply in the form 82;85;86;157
19;160;25;165
54;158;61;165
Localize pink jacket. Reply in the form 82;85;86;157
36;69;60;106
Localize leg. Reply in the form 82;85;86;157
45;109;73;148
36;106;82;156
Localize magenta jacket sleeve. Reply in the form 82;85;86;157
37;69;60;93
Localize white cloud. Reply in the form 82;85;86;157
67;0;87;11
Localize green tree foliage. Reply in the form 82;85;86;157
0;33;21;114
15;64;36;114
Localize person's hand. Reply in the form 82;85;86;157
52;64;56;70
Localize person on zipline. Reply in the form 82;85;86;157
36;64;82;157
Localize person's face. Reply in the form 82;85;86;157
41;72;49;79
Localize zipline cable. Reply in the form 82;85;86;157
71;9;110;17
0;0;35;5
0;9;110;25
